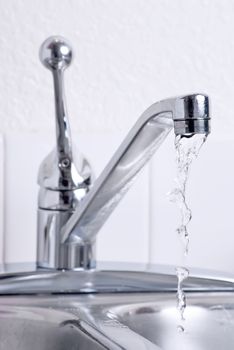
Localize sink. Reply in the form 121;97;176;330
0;264;234;349
108;293;234;349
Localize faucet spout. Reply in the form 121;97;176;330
61;94;210;250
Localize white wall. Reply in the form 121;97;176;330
0;0;234;272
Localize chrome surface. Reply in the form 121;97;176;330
0;268;233;349
37;37;211;270
62;94;210;247
37;36;94;270
38;36;93;193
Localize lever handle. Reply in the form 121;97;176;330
37;36;94;270
39;36;73;164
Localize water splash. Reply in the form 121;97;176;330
169;134;207;330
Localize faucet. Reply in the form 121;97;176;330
37;36;211;271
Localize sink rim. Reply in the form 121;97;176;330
0;262;233;295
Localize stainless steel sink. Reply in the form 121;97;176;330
0;264;234;349
108;293;234;349
0;304;105;350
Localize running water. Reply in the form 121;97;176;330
169;134;207;331
176;266;189;332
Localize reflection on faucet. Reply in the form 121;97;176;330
37;36;210;270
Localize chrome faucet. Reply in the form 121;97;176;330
37;36;211;271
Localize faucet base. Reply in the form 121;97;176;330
37;209;96;270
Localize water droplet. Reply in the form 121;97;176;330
176;266;189;283
177;325;185;333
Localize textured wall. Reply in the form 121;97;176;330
0;0;234;272
1;0;234;137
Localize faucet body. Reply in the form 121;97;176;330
37;37;210;270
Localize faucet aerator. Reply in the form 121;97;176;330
173;94;210;136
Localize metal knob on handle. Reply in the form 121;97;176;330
39;36;73;71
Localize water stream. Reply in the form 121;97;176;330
169;134;207;331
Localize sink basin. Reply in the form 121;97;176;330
0;264;234;349
108;292;234;349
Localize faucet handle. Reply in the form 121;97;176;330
39;36;73;167
39;36;73;71
37;37;94;270
38;36;93;194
